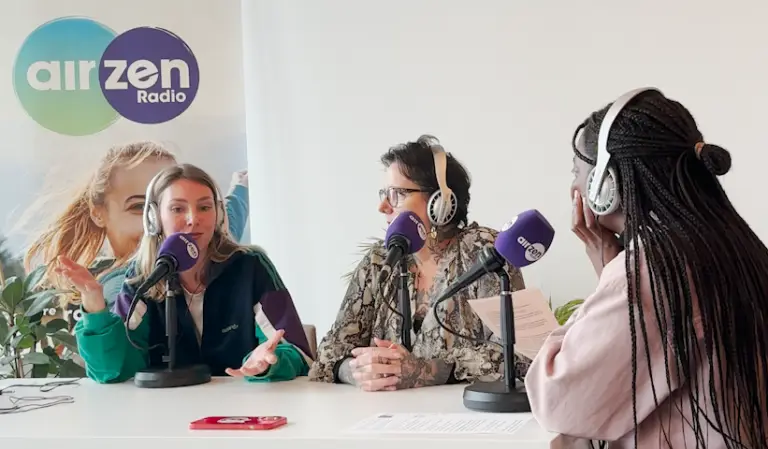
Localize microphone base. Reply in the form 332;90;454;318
134;364;211;389
462;379;531;413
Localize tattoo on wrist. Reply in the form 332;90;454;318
398;356;453;388
337;358;356;385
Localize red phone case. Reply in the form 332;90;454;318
189;416;287;430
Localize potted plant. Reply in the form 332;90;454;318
551;298;584;325
0;263;85;379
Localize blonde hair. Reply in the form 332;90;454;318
24;141;176;303
130;163;247;300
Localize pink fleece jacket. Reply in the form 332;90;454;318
525;249;737;448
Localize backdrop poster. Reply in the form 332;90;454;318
0;3;248;375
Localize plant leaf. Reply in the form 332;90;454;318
553;299;585;325
24;290;63;317
1;277;23;312
45;319;69;334
15;314;30;335
3;325;17;345
59;359;85;377
42;346;62;363
0;313;8;344
23;264;47;295
50;331;77;352
35;325;48;342
31;363;49;378
23;351;50;365
12;333;35;350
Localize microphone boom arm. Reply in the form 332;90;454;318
461;268;531;413
398;259;412;351
498;271;516;391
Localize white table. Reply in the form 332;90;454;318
0;377;558;449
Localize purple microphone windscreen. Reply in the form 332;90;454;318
158;232;200;272
385;211;427;253
495;209;555;267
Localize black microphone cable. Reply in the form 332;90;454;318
376;255;501;350
123;289;164;352
432;293;502;349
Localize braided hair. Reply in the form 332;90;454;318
574;90;767;449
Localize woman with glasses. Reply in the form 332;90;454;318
308;135;531;391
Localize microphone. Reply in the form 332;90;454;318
377;211;427;285
132;232;212;389
435;209;555;413
133;232;200;299
436;209;553;304
377;211;427;351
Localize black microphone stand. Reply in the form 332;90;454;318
462;271;531;412
398;259;412;351
134;279;212;388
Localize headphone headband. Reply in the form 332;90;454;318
417;135;457;228
430;143;451;204
588;87;660;204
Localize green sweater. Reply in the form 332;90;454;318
75;308;308;384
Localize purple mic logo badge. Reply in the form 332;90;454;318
406;214;428;241
179;234;199;259
517;236;545;262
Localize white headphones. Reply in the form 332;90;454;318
142;168;227;237
586;87;660;216
418;136;458;227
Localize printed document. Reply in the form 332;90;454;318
468;288;559;360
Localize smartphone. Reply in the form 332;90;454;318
189;416;287;430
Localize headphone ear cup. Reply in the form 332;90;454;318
217;200;226;230
427;190;458;227
586;166;621;216
145;203;161;236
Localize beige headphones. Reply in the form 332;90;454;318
142;169;226;237
418;135;458;228
586;87;660;216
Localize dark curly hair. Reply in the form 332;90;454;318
380;134;471;232
574;89;766;449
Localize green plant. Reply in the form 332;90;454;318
0;264;85;379
551;298;584;325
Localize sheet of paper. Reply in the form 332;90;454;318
346;413;530;435
468;288;559;360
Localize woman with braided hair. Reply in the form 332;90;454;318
525;88;767;449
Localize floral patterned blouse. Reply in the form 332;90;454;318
308;222;532;384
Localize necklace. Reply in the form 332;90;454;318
181;275;205;295
183;283;204;295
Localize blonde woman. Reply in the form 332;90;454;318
24;141;249;325
55;164;311;383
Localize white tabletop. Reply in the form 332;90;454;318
0;377;557;449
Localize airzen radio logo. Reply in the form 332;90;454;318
13;17;199;136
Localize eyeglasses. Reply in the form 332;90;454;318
378;187;429;207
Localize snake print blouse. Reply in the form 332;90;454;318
308;222;532;384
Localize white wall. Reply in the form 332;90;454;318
242;0;768;336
